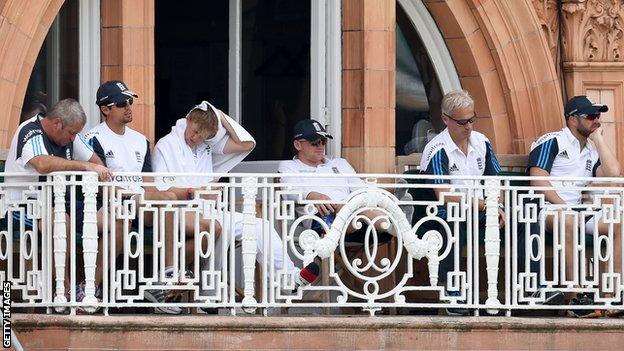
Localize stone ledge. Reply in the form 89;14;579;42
13;314;624;332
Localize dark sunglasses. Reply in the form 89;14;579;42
107;98;133;108
443;113;476;126
578;113;601;121
308;138;327;147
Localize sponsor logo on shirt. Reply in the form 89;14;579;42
105;150;115;158
22;129;43;143
332;167;339;174
135;151;142;164
557;150;569;159
585;159;593;172
449;163;460;173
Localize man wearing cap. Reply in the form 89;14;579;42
278;119;392;241
528;95;621;317
86;80;184;314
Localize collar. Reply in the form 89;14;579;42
441;128;475;155
293;155;330;168
562;127;593;152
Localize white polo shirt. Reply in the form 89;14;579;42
528;127;600;204
85;122;151;189
420;128;501;186
277;157;365;202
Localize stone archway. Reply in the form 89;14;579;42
0;0;65;148
423;0;564;153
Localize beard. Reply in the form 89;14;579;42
577;122;600;138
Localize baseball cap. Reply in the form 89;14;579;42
293;119;333;141
96;80;138;106
564;95;608;117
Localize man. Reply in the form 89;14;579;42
419;90;504;315
152;101;319;304
528;95;621;318
5;98;113;304
85;80;182;313
278;119;395;242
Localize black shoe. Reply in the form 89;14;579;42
567;293;602;318
530;287;564;305
444;290;470;316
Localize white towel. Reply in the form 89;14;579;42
152;101;255;189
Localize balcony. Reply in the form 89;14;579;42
2;171;623;317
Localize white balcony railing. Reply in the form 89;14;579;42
1;171;623;316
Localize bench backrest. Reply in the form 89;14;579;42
396;153;528;174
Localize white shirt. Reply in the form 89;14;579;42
277;157;365;202
420;128;501;190
85;122;151;190
5;114;93;201
528;127;600;204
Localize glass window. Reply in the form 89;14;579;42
241;0;311;161
22;0;79;122
396;3;443;156
154;0;229;140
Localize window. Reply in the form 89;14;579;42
22;0;79;122
396;2;444;156
155;0;338;162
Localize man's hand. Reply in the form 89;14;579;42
85;163;112;181
588;126;604;144
498;208;505;228
306;191;335;216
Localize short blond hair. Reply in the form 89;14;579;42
187;107;218;132
441;90;474;117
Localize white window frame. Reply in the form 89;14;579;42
229;0;342;172
79;0;101;129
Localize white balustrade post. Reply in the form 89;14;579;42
241;177;258;311
52;175;67;312
81;173;99;312
484;178;502;314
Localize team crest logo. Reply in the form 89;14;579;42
135;151;142;163
476;157;484;170
332;167;339;174
585;159;593;172
66;148;72;160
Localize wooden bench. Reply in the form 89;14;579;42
396;153;529;174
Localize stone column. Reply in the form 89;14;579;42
561;0;624;164
101;0;155;143
342;0;396;173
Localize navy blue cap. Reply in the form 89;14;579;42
96;80;138;106
293;119;333;141
564;95;608;117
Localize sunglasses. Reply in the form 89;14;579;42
578;113;601;121
444;113;476;126
107;98;133;108
308;139;327;147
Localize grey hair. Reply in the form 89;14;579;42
46;98;87;126
441;90;474;117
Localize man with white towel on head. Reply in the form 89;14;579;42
152;101;320;298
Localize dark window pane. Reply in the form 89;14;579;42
241;0;310;161
22;0;78;122
396;3;443;155
155;0;229;141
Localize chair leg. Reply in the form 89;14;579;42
322;259;331;315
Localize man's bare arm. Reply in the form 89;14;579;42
529;167;566;204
